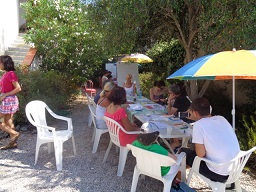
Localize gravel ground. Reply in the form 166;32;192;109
0;95;255;192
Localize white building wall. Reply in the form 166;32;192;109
0;0;19;55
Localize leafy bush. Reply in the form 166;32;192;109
142;40;185;80
21;0;105;84
14;68;78;125
203;81;232;122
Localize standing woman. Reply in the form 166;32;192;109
0;55;21;150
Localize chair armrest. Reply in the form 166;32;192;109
175;152;186;165
194;156;231;167
126;131;141;134
48;109;71;122
46;106;73;131
35;124;56;131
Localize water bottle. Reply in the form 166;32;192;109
138;90;142;99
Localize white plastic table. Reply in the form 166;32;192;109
134;113;192;154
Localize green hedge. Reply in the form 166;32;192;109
14;68;78;125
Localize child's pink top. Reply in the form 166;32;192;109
105;107;137;146
0;71;18;93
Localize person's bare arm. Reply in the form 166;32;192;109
121;117;140;131
133;84;136;96
100;98;111;107
149;88;158;102
0;81;21;101
195;143;206;157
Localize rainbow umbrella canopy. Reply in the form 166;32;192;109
167;49;256;129
121;53;153;63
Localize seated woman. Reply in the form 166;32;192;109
167;84;191;116
167;84;191;150
105;86;140;146
132;127;178;176
123;74;136;96
149;80;169;105
96;81;116;129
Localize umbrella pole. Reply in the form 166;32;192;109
232;76;235;130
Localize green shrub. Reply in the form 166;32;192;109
203;82;232;122
14;68;78;125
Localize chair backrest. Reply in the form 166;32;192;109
25;100;51;136
88;104;97;128
103;116;128;147
87;80;94;89
226;146;256;183
127;144;177;179
86;92;97;108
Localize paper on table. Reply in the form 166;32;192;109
128;104;143;110
149;121;168;129
150;115;167;121
137;98;150;102
144;104;165;110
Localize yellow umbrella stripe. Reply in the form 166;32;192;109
194;50;256;76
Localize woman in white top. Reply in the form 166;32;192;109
123;74;136;96
96;82;116;129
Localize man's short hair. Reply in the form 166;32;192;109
169;84;181;95
190;98;211;116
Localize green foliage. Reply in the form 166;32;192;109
89;0;256;99
143;40;185;80
138;40;184;98
203;81;232;122
200;0;256;51
236;80;256;151
88;0;147;55
21;0;106;83
14;68;77;125
139;72;154;98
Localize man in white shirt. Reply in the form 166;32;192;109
180;98;240;182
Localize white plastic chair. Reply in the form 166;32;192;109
88;104;109;153
187;146;256;192
103;116;140;176
25;100;77;171
127;144;186;192
85;92;97;127
81;80;96;97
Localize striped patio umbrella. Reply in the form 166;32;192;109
167;49;256;129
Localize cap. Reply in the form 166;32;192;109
141;122;159;134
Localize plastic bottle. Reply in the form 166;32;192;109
138;89;142;99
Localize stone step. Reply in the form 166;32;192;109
4;33;32;66
15;37;25;42
9;43;31;48
11;55;26;61
5;50;29;56
18;33;26;37
7;47;30;52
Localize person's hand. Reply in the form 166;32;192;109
0;95;5;101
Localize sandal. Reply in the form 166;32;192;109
10;133;20;145
0;142;17;150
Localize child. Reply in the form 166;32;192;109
132;123;178;176
0;55;21;150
